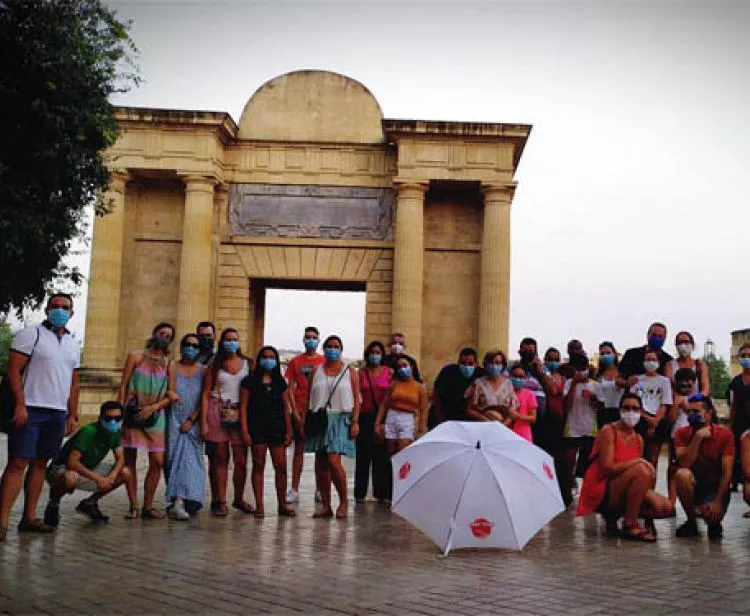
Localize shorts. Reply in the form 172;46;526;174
8;407;67;460
384;410;415;441
46;463;114;492
694;481;731;514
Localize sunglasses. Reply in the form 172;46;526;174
103;416;122;423
621;405;642;412
183;343;200;349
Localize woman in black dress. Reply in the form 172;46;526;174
240;346;295;518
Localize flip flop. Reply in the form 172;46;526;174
232;501;256;514
620;525;656;542
312;508;333;519
278;507;297;517
141;507;166;520
124;508;140;520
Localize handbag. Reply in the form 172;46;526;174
123;359;169;430
304;366;349;439
0;326;41;434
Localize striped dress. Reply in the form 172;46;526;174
122;351;170;453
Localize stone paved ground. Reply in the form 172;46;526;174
2;436;750;616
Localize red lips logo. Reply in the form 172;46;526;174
398;462;411;480
470;517;493;539
543;463;554;480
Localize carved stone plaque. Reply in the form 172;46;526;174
228;184;394;240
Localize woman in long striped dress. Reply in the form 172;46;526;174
118;322;177;520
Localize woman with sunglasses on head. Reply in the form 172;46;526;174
664;331;709;397
302;335;360;520
118;322;177;520
200;328;254;517
577;392;674;541
165;334;206;520
240;346;295;518
594;341;623;427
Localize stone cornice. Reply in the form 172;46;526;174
113;106;238;144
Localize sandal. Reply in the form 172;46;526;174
278;507;296;517
644;518;658;538
212;502;228;517
17;518;54;533
232;501;256;514
620;524;656;542
312;508;333;519
335;504;348;520
253;509;265;519
124;508;140;520
141;507;166;520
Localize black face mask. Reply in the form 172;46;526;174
151;336;170;351
198;335;214;351
519;350;535;363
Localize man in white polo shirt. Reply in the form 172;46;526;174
0;293;80;541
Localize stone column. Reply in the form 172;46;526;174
84;170;130;370
176;175;217;337
391;181;428;362
478;183;516;354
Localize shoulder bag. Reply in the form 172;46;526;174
124;358;170;430
0;326;41;433
304;365;349;439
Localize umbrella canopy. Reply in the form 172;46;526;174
391;421;564;554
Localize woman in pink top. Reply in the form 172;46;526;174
509;364;538;442
356;341;393;504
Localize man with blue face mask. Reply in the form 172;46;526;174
0;292;81;540
618;322;674;384
43;401;137;527
431;348;485;424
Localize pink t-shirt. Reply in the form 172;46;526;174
359;366;393;413
512;389;537;442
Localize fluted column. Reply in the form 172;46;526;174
478;183;515;354
391;181;428;362
176;175;217;337
84;170;130;370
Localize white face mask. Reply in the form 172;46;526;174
391;343;404;354
620;411;641;427
643;360;659;373
676;343;693;358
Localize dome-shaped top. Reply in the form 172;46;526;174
237;70;384;143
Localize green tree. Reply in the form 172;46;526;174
0;0;138;314
703;353;732;400
0;320;13;374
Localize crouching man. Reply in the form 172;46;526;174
43;401;137;525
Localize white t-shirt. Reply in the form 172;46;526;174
630;374;673;416
596;378;624;409
563;379;598;438
11;324;80;412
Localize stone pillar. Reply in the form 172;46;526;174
391;181;428;362
478;183;516;354
176;175;217;337
84;170;130;370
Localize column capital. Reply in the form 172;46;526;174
108;169;131;193
481;182;517;204
393;179;429;196
179;173;219;193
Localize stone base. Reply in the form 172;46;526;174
78;369;120;422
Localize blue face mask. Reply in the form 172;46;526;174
687;412;706;428
259;357;277;371
304;338;319;351
740;358;750;370
48;308;71;328
368;353;382;365
223;340;240;354
324;348;342;361
458;364;475;378
511;377;526;389
647;335;665;350
599;354;615;367
545;361;561;372
182;346;199;361
398;366;413;379
100;418;122;433
486;364;503;378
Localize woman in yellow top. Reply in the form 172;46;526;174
375;357;428;456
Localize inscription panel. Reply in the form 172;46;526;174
229;184;394;240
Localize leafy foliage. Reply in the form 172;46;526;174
703;353;731;399
0;0;138;314
0;320;12;374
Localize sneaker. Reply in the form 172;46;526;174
676;519;699;538
168;500;190;521
286;488;299;504
44;504;60;528
76;499;109;523
314;490;322;504
707;523;723;540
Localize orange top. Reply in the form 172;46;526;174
390;379;422;413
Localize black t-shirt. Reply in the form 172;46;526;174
384;352;422;383
433;364;485;421
730;375;750;438
618;345;673;379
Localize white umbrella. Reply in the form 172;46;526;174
391;421;564;555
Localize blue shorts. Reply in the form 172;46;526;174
7;407;66;460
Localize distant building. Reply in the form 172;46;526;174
730;328;750;376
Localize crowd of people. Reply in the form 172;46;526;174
2;293;750;546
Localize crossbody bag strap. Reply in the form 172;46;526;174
324;365;350;410
21;326;42;385
364;369;379;411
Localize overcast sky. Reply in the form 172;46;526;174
42;0;749;361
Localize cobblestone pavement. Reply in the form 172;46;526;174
2;436;750;615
